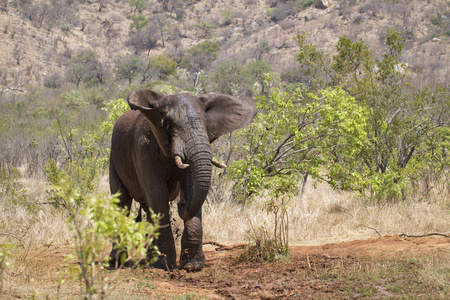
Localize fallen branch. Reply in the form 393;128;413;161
202;241;247;251
398;233;449;238
357;224;381;237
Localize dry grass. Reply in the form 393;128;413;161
1;175;71;247
203;180;450;246
1;175;449;249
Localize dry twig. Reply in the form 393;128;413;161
357;224;382;237
202;241;247;251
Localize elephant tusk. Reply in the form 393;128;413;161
175;155;189;169
211;157;227;169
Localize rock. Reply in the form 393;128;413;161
315;0;330;9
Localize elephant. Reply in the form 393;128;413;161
109;89;256;271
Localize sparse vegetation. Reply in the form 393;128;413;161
0;0;448;298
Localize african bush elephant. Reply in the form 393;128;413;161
109;89;256;271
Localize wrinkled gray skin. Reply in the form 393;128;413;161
109;89;256;271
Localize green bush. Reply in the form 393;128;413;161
129;14;150;32
294;29;450;201
128;0;147;13
52;179;160;299
65;49;105;88
221;9;234;26
150;55;178;79
187;41;221;57
0;168;37;213
195;20;216;38
43;73;63;89
59;23;73;36
209;60;248;96
229;83;369;201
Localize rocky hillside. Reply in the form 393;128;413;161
0;0;448;94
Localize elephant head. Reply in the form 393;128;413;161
127;89;256;220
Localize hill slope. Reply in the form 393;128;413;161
0;0;448;93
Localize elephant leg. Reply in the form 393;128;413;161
108;167;133;268
148;202;177;270
180;208;205;272
139;180;177;271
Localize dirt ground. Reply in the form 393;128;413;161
3;235;450;299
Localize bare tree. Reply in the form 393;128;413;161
154;15;167;48
253;39;271;61
97;0;110;12
30;2;52;28
13;43;24;65
126;25;159;55
102;18;119;45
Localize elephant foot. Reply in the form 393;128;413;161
108;248;128;269
149;255;176;271
146;246;177;271
180;244;205;272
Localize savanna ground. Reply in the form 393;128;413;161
4;234;450;299
1;177;449;299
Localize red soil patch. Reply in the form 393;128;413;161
4;235;449;299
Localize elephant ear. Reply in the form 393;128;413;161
198;94;257;143
127;89;172;158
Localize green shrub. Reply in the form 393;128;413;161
150;55;178;79
53;179;160;298
195;20;216;38
59;23;73;36
187;41;221;57
293;29;450;201
0;168;37;213
43;73;63;89
0;244;12;295
129;14;150;32
221;9;234;26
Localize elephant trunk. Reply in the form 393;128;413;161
178;139;212;221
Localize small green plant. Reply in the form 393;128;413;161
0;244;12;296
59;24;73;36
301;0;315;8
53;178;161;299
264;176;298;252
221;9;234;26
0;168;37;213
238;177;296;263
128;0;147;13
195;20;216;38
129;14;150;32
